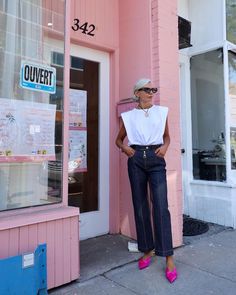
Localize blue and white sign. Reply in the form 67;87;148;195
20;61;56;94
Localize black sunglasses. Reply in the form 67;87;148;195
138;87;158;94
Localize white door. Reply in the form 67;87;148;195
69;45;110;240
179;53;192;216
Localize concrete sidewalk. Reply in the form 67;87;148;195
49;224;236;295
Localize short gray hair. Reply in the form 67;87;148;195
133;78;151;101
133;78;151;94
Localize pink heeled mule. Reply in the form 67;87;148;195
138;256;151;270
165;267;177;283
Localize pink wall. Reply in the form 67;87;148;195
119;0;153;100
118;0;183;247
152;0;183;247
70;0;119;50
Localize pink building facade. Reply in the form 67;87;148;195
0;0;182;290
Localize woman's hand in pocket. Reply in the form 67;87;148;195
122;145;135;157
155;145;167;158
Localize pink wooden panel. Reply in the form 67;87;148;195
37;222;47;244
19;226;29;253
52;0;64;14
28;224;38;252
42;0;64;33
0;230;9;259
9;228;19;257
37;221;51;285
86;0;96;39
62;218;71;283
0;218;79;289
54;219;64;287
70;216;79;280
71;0;119;50
46;221;56;289
0;207;79;231
94;0;104;45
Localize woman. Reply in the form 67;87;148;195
116;78;177;283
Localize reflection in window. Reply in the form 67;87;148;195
191;49;226;182
52;52;64;67
228;51;236;169
71;56;84;70
226;0;236;44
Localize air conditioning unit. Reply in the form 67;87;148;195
178;16;192;49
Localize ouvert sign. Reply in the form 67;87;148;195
20;61;56;94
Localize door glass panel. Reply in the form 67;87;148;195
68;56;99;213
49;53;64;200
191;49;226;182
228;51;236;169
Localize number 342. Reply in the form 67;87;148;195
72;19;95;36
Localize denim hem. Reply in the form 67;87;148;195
138;247;154;254
155;250;174;257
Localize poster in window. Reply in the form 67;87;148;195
68;89;87;172
68;129;87;172
0;98;56;162
69;89;87;128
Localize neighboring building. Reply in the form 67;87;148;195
179;0;236;228
0;0;182;290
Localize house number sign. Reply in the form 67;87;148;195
72;19;96;36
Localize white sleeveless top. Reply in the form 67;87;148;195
121;105;168;146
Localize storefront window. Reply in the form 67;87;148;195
0;0;65;210
228;51;236;169
191;49;226;182
226;0;236;44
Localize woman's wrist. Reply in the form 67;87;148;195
119;144;125;152
162;142;169;150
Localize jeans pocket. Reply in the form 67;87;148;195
127;152;136;160
156;154;165;159
152;150;164;159
153;151;166;164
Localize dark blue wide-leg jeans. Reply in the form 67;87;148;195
128;148;174;257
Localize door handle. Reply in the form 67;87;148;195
181;148;185;154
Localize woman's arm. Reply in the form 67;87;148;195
115;121;135;157
155;118;170;157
